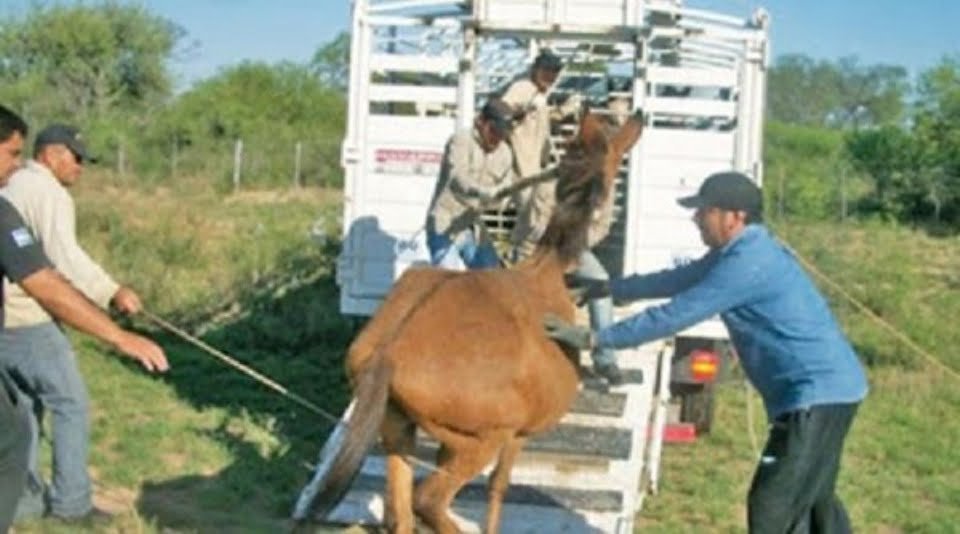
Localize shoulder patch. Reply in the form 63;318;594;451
10;227;35;247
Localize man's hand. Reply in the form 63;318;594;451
112;286;142;315
543;313;592;351
113;331;169;373
563;274;611;306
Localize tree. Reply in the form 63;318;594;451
309;32;350;91
0;3;183;118
845;126;919;217
911;56;960;222
767;54;840;126
147;61;347;186
827;56;908;128
767;54;908;129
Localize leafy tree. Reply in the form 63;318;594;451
767;54;908;129
845;126;919;217
828;56;908;128
309;31;350;91
911;56;960;222
767;54;840;126
0;2;183;118
146;61;346;187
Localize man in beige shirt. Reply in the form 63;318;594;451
0;124;157;523
501;49;583;259
502;51;626;385
426;98;518;269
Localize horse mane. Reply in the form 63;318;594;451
536;113;613;265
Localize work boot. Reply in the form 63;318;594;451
594;362;624;386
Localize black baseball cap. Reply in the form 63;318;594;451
678;171;762;214
34;124;98;164
533;49;564;71
480;98;515;135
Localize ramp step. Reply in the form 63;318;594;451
527;423;632;459
569;390;627;417
403;423;633;460
350;474;624;512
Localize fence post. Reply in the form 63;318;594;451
840;164;847;222
171;135;179;178
117;139;126;177
294;141;303;188
233;138;243;193
777;165;785;220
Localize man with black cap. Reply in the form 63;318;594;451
501;48;620;384
0;123;159;523
544;171;868;533
501;48;584;259
425;98;519;269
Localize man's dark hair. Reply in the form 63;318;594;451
744;209;763;225
0;105;28;143
533;49;563;72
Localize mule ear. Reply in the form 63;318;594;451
604;111;644;176
609;110;644;157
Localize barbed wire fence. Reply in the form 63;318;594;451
99;135;345;193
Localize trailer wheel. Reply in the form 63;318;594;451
678;383;716;435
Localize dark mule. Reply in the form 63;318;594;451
297;111;643;533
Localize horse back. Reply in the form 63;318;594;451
346;266;458;379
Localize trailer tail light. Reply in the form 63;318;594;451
689;349;720;383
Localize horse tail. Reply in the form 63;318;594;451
292;349;393;522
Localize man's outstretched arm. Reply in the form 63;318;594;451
18;268;168;372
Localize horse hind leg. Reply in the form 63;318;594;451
413;429;509;534
381;405;417;534
485;434;526;534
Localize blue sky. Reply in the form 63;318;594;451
3;1;958;88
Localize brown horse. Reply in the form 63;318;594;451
298;111;643;533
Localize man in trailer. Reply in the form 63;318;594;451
425;98;518;269
502;49;621;385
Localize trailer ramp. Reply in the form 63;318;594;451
301;339;670;533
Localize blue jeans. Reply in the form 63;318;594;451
427;227;500;270
574;250;616;368
0;370;31;532
0;323;92;519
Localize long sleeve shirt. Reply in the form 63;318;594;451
501;77;599;258
1;161;119;328
596;224;868;419
426;128;516;237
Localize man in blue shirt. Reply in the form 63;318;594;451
546;171;868;533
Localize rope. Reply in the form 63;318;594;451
141;309;338;424
779;240;960;382
140;309;446;475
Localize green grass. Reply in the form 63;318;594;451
12;176;960;532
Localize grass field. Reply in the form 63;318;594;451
10;175;960;533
